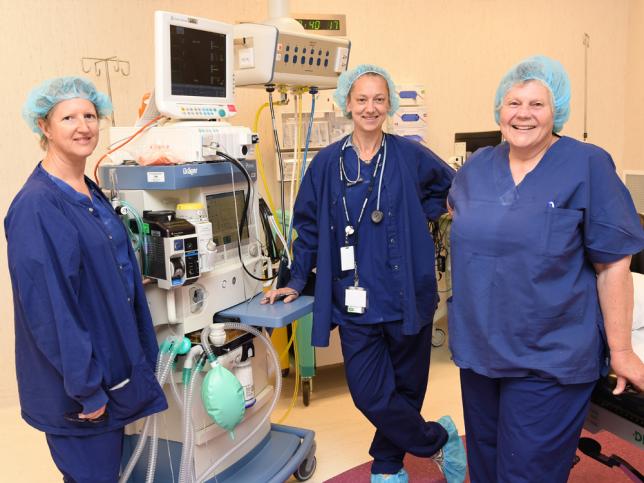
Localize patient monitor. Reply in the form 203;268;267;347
154;10;236;120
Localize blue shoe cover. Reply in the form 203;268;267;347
370;468;408;483
436;415;467;483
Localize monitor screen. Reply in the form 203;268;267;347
154;11;235;119
454;130;503;157
170;25;226;98
206;191;249;246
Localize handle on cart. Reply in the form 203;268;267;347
267;424;316;483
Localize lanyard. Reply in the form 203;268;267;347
339;134;387;285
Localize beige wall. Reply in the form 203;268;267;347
0;0;637;407
625;0;644;171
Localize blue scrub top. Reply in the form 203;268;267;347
332;135;403;324
288;134;454;346
5;163;167;435
447;137;644;384
44;170;135;301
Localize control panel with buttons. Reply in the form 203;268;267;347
234;23;351;89
172;103;237;120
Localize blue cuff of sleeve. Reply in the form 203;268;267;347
587;249;640;264
79;388;109;414
287;277;307;294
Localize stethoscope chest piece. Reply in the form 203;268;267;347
370;210;384;224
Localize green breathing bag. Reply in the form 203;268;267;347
201;362;245;438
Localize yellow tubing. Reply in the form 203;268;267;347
253;102;283;234
278;325;296;361
277;320;300;424
270;320;300;423
270;327;290;371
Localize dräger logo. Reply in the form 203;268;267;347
183;167;198;176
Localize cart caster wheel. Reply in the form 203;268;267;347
302;379;311;406
294;456;316;481
431;327;446;348
282;368;290;377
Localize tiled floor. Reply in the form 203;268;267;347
0;321;462;482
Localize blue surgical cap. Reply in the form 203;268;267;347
494;55;571;133
22;77;113;134
334;64;400;118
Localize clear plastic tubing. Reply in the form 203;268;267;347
195;323;282;483
179;358;202;483
119;345;178;483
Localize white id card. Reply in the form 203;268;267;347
345;286;367;314
340;245;355;271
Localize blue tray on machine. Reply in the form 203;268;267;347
216;294;314;328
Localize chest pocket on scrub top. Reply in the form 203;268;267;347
544;207;583;256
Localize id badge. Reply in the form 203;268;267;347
345;286;367;314
340;245;355;272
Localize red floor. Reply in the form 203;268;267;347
325;429;643;482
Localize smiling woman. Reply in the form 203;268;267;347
345;75;390;145
38;98;100;195
447;55;644;483
4;77;167;483
498;80;557;184
261;64;465;483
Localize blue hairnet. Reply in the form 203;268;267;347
494;55;571;133
334;64;399;118
22;77;113;134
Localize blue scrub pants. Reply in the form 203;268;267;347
460;369;596;483
339;320;448;475
46;428;124;483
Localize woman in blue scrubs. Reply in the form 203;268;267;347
5;77;167;482
448;56;644;482
263;64;466;483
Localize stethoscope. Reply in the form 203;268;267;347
339;133;387;234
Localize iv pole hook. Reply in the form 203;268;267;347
583;33;590;142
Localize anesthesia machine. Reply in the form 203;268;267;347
98;4;351;481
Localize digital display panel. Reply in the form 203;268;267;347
296;18;342;31
170;25;226;97
206;191;249;246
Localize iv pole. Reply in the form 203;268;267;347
583;33;590;142
81;56;130;126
